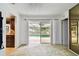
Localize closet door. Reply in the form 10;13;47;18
70;20;79;54
71;20;78;44
69;4;79;54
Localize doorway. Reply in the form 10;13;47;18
28;21;51;46
6;16;15;48
0;12;3;49
61;19;68;48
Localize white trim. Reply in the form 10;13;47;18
50;20;53;45
68;11;70;48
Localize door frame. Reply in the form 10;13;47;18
61;20;64;45
61;18;68;46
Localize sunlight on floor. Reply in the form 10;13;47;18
5;48;16;56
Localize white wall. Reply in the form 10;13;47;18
19;15;63;45
53;19;62;44
0;4;21;48
19;15;53;45
18;15;28;46
0;3;70;48
0;3;62;48
52;10;69;45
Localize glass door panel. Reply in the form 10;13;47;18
29;22;40;46
40;22;51;43
29;21;51;46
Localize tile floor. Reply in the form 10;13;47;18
1;44;77;56
0;49;5;56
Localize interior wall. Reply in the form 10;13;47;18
0;3;70;48
18;15;28;46
53;19;62;44
0;3;63;48
19;15;53;45
0;4;21;48
19;15;63;45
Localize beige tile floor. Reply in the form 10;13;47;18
5;48;16;56
4;44;78;56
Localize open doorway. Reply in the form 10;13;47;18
6;16;15;48
0;12;3;49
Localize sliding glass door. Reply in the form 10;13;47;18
29;21;51;46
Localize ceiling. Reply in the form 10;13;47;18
2;3;77;16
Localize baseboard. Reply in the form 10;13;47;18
17;44;27;48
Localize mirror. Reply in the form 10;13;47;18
71;20;78;44
69;4;79;54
